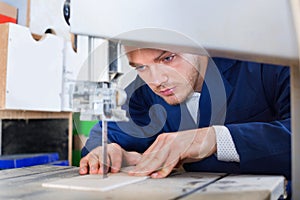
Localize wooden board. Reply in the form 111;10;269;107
42;173;149;192
185;175;284;200
0;23;9;109
0;166;224;200
0;110;71;119
0;165;284;200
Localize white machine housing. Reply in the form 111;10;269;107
70;0;298;66
69;0;299;197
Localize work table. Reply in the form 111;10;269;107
0;165;284;200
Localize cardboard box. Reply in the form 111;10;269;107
0;0;29;26
0;1;17;23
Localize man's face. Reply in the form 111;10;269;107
126;48;208;105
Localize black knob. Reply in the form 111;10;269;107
63;0;70;25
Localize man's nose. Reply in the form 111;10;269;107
148;64;168;86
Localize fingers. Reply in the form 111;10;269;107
152;152;180;178
78;146;102;175
79;128;217;178
79;157;89;175
89;149;101;174
109;143;122;173
108;143;141;173
79;146;101;174
129;152;167;176
129;134;175;177
127;130;210;179
129;149;165;176
99;153;111;174
78;143;128;175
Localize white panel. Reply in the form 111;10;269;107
70;0;298;65
64;36;88;82
5;23;64;111
29;0;71;40
64;37;109;82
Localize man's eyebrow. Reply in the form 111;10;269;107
128;62;143;68
153;51;167;62
128;51;168;67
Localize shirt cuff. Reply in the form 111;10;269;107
213;125;240;162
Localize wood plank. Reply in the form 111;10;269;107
184;175;284;200
0;166;224;200
0;23;9;109
90;172;225;200
0;165;74;180
0;165;285;200
0;110;71;119
26;0;31;27
42;173;149;192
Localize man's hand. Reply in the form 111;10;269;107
128;127;217;178
79;143;141;175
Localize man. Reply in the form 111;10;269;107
79;48;291;182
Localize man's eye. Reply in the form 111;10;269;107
135;65;147;71
163;54;176;63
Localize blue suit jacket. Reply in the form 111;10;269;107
82;58;291;180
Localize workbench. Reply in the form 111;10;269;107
0;165;285;200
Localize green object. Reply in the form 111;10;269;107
73;113;98;136
72;113;98;166
72;150;81;167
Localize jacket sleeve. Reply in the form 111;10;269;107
226;65;291;179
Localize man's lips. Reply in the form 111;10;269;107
159;87;175;96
